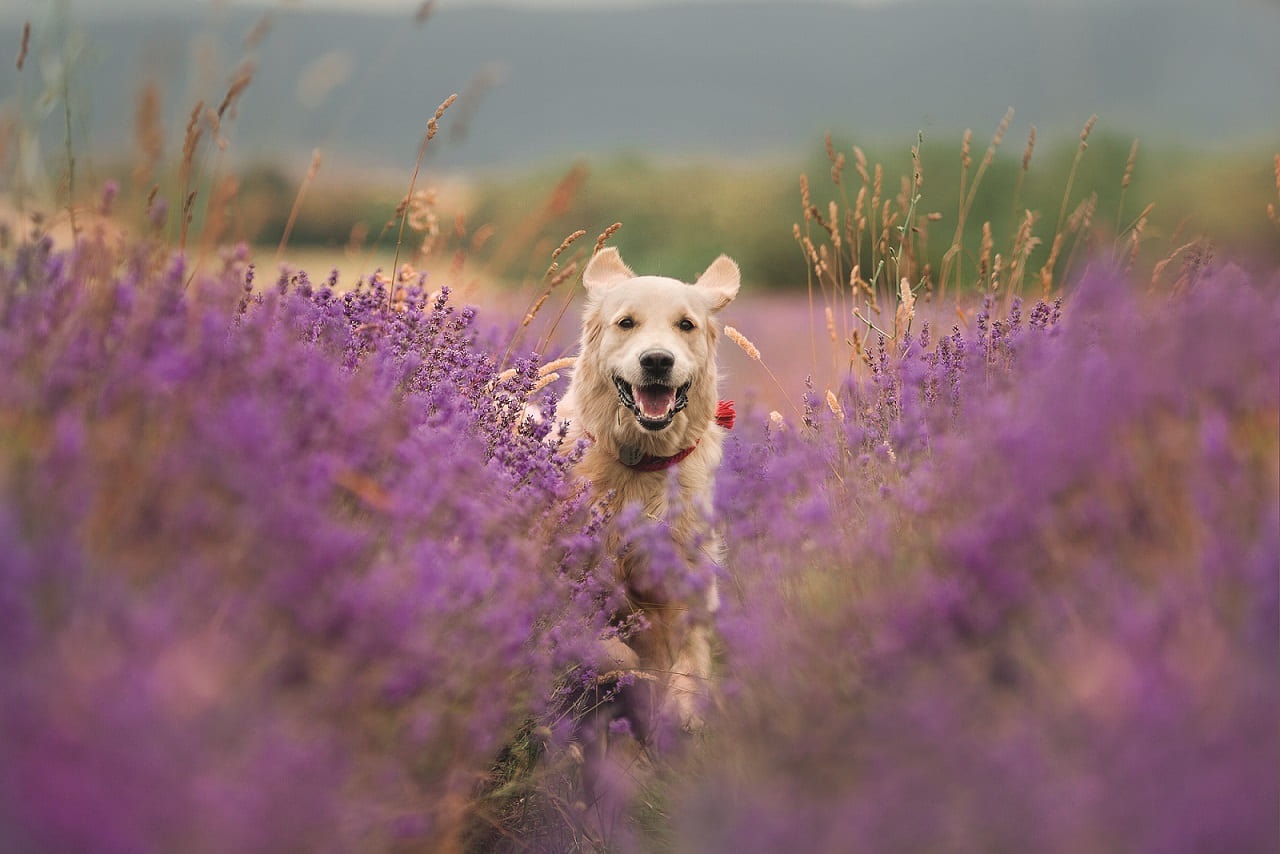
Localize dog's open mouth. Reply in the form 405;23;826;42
614;377;690;431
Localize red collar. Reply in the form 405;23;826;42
590;400;735;472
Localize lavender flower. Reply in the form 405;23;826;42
2;229;1275;851
0;236;611;850
683;265;1279;853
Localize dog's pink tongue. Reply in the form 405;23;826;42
636;384;675;418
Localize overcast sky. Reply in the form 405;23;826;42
2;0;1118;21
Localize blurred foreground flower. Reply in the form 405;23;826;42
690;266;1279;852
0;235;608;851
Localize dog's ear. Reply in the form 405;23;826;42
582;247;635;294
694;254;740;310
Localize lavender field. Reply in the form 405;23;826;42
3;3;1279;852
3;201;1278;852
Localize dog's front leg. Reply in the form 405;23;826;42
662;615;714;733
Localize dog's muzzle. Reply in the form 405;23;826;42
614;376;690;431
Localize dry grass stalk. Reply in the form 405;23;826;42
1121;139;1140;191
245;14;273;49
943;109;1014;301
181;100;205;184
547;229;586;268
894;277;916;336
144;184;160;225
1150;239;1199;289
978;220;993;287
346;222;369;258
276;148;323;263
725;326;761;361
1038;232;1065;294
522;294;551;328
1009;125;1036;236
523;223;619;366
414;0;437;25
1168;240;1214;295
182;189;198;243
16;21;30;71
843;207;857;258
1125;217;1147;275
1080;114;1098;147
1116;137;1141;230
1057;114;1098;235
175;100;210;248
199;175;238;257
405;189;438;231
530;372;561;394
426;93;457;143
1008;209;1040;293
1120;201;1156;238
539;357;576;377
390;92;459;301
133;83;165;189
726;322;807;423
980;107;1014;172
544;163;588;220
1123;202;1155;274
850;265;873;300
849;327;867;369
592;222;622;256
1059;192;1098;286
470;223;496;254
853;146;870;184
217;63;255;121
801;234;819;268
1067;192;1098;233
547;259;578;289
825;389;845;422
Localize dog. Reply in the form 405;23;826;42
556;247;740;744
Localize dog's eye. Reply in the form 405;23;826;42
617;317;635;329
678;318;696;332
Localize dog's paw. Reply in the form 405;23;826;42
663;676;708;735
680;709;706;735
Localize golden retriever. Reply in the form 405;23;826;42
557;247;739;739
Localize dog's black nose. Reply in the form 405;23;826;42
639;349;675;374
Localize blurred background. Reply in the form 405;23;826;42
1;0;1277;292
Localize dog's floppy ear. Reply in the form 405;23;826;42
582;247;635;294
694;254;740;310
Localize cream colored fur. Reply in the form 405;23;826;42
557;247;739;734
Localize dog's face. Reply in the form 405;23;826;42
580;249;740;433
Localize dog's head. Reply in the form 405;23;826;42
576;248;739;436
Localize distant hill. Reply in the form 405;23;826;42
3;0;1278;176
